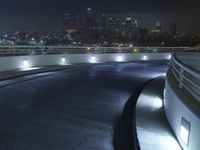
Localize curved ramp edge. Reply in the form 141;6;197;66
135;77;182;150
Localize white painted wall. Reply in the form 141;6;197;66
0;53;170;72
164;79;200;150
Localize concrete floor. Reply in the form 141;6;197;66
136;77;182;150
0;62;168;150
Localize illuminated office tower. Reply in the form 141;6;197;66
101;14;107;31
63;13;77;40
170;23;177;36
153;21;162;36
107;17;120;36
85;8;95;31
63;14;76;32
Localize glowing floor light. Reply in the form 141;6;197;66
168;54;172;60
152;97;163;109
143;55;148;60
61;57;66;63
90;56;97;63
180;118;190;146
23;59;29;66
116;55;124;62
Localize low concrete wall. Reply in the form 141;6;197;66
164;79;200;150
0;53;170;72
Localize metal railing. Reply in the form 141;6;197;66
171;53;200;102
0;46;194;56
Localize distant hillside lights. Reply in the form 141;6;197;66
133;48;138;52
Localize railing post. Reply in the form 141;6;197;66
42;46;44;55
179;68;184;89
12;46;15;56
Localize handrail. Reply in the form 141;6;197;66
171;53;200;102
0;46;190;48
0;46;192;56
172;54;200;79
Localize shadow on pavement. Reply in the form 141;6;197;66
113;83;148;150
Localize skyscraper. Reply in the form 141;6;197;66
101;14;107;31
170;23;177;36
107;17;120;35
133;19;138;27
125;17;133;38
153;21;162;36
85;8;94;31
155;21;161;32
63;13;77;40
63;14;76;32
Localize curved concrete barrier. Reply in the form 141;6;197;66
136;77;181;150
0;53;170;72
164;52;200;150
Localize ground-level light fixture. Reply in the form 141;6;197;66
143;55;148;60
168;54;172;60
23;58;29;66
116;55;124;62
180;118;190;146
61;57;66;63
90;56;97;63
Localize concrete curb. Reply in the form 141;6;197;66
135;76;182;150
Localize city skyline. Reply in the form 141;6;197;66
0;11;200;33
0;8;199;48
0;0;199;32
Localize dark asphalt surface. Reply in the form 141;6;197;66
0;61;168;150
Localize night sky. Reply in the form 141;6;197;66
0;0;200;32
